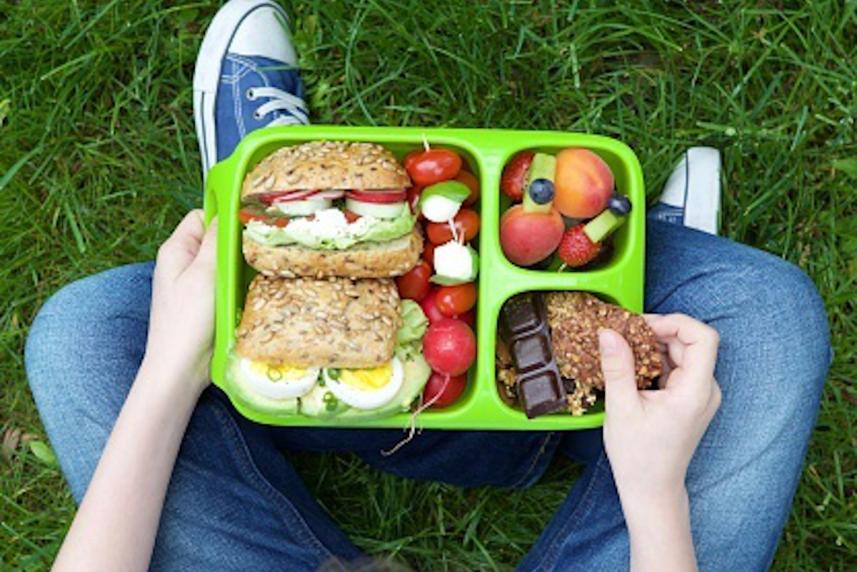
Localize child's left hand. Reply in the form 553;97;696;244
144;210;217;393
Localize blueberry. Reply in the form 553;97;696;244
529;178;555;205
607;194;632;215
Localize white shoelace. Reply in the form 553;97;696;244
247;86;309;125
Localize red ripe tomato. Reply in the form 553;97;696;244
419;289;446;324
455;170;480;206
239;210;266;224
422;241;436;267
343;210;362;223
405;148;462;186
435;283;477;317
396;261;431;301
346;189;407;204
239;210;288;227
406;186;423;213
426;209;480;245
422;372;467;408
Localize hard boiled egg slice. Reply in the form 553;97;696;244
322;357;404;410
239;358;319;400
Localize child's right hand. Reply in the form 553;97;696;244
600;314;721;506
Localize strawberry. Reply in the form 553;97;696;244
500;151;534;201
557;224;601;267
558;207;629;268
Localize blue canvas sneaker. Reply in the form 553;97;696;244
193;0;309;181
648;147;722;235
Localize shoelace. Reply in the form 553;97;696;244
247;86;309;125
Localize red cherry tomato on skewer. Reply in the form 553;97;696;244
435;283;477;317
405;148;462;186
455;170;480;206
426;208;480;245
422;241;436;267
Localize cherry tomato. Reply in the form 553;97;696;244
423;319;476;376
500;151;534;201
419;289;446;324
422;372;467;408
343;210;362;224
405;148;462;186
346;189;407;204
406;186;423;213
422;241;436;267
458;309;475;328
435;283;477;317
426;208;480;245
396;261;431;301
455;170;480;206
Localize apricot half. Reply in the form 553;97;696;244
554;149;614;218
500;205;564;266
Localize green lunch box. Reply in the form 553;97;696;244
203;125;645;431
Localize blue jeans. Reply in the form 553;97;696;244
24;220;830;571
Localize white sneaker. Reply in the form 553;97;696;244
648;147;721;235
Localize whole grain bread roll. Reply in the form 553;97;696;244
242;140;411;201
235;274;401;369
243;226;423;278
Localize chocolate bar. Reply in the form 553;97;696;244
499;294;567;418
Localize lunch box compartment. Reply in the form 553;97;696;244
205;126;644;430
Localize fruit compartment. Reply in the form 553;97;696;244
204;125;644;430
494;141;641;275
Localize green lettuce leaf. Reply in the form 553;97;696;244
395;300;427;361
246;209;416;250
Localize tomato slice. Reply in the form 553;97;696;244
239;210;289;228
239;210;267;224
343;210;362;224
346;189;407;204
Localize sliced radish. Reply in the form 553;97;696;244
313;189;346;200
273;197;332;217
347;189;407;204
345;198;406;219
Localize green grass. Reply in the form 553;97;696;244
1;0;855;569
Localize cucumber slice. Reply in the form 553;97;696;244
273;197;332;217
345;198;406;219
523;153;556;214
431;241;479;285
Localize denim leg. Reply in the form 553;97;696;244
25;263;362;571
519;220;830;571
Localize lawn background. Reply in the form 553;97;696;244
1;0;854;570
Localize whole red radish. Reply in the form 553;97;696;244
423;319;476;376
501;151;534;201
422;372;467;408
420;289;446;324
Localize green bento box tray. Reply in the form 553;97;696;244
204;125;645;431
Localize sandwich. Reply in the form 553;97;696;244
239;140;423;278
228;274;431;419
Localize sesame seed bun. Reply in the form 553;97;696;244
234;274;401;369
242;140;412;201
243;226;423;279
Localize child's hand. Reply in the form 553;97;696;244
600;314;721;505
144;210;217;393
